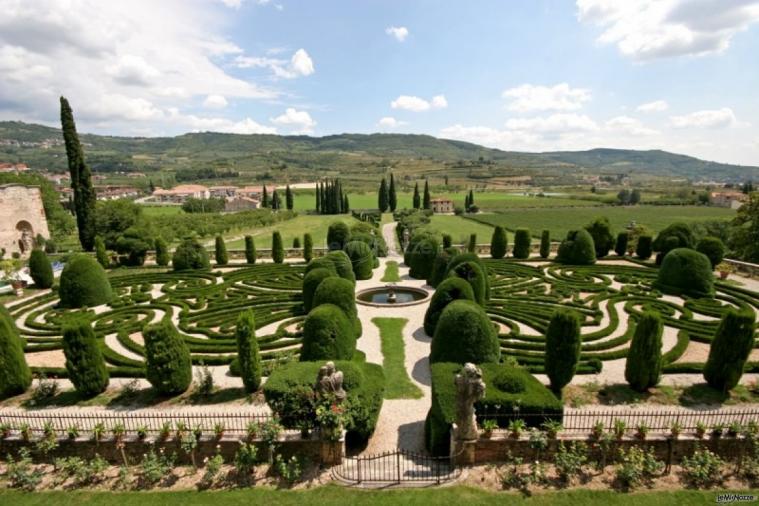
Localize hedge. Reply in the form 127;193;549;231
584;217;615;258
325;250;356;285
615;232;629;257
0;306;32;399
302;268;335;313
513;228;531;259
405;233;440;280
312;276;361;338
214;235;228;265
447;260;488;305
636;235;653;260
556;229;596;265
430;300;500;364
235;310;261;393
653;222;695;256
59;254;113;308
154;237;170;266
539;230;550;259
303;233;313;262
655;248;714;298
426;362;562;455
264;359;384;442
696;236;725;269
300;303;356;361
490;226;508;259
243;235;256;264
143;318;192;396
272;231;284;264
62;316;109;397
427;248;456;288
327;222;351;251
94;236;108;269
172;237;210;271
704;309;756;392
344;240;374;280
445;252;490;300
28;249;53;289
624;311;663;392
304;256;337;278
545;309;582;393
423;277;475;336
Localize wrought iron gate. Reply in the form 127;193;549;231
332;448;459;485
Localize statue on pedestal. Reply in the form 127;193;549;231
314;361;346;403
454;363;486;441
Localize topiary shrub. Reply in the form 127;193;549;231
467;233;477;253
556;229;596;265
62;316;109;397
115;227;151;266
624;311;663;392
445;252;490;300
584;217;614;258
235;310;261;393
172;237;210;271
704;309;756;392
447;260;488;305
264;360;384;442
59;254;113;308
313;276;361;338
490;226;508;259
430;300;500;364
513;228;531;259
154;237;170;266
28;249;53;289
292;237;301;249
424;277;475;336
302;268;335;313
143;318;192;396
405;233;440;280
427;247;457;288
544;309;582;394
300;303;356;361
615;232;629;257
0;306;32;399
492;368;527;393
214;235;228;265
272;231;284;264
325;250;356;284
304;256;337;277
244;235;256;264
344;240;374;280
653;222;695;264
442;234;452;249
636;235;653;260
654;248;714;298
303;233;313;262
696;236;725;269
540;230;551;259
327;222;351;251
94;236;108;269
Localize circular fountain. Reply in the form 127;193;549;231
356;284;429;307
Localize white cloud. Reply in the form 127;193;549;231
234;48;315;79
378;117;407;128
385;26;409;42
203;94;228;109
502;83;591;112
391;94;448;112
576;0;759;61
506;113;599;134
636;100;669;113
670;107;740;128
270;107;316;134
606;115;659;136
106;55;160;86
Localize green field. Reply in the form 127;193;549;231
223;214;359;249
140;205;185;217
427;215;507;245
468;205;736;238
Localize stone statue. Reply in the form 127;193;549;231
314;361;346;403
454;363;486;441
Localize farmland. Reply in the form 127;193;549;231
222;214;359;249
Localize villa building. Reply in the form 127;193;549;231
430;198;454;214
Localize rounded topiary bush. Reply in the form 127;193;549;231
59;254;113;308
302;268;335;313
636;235;653;260
172;237;210;271
584;217;614;258
704;309;756;392
430;300;500;364
95;236;108;268
445;252;490;300
492;369;527;394
556;229;596;265
326;250;356;284
215;235;228;265
62;316;109;398
490;226;508;259
143;318;192;396
272;231;284;264
303;233;313;262
313;276;361;338
696;236;725;270
615;232;629;257
244;235;256;264
624;311;663;392
0;306;32;399
427;248;457;288
513;228;531;259
327;222;351;251
544;309;582;393
300;303;356;361
447;260;488;305
539;230;551;259
154;237;170;266
28;249;53;289
655;248;714;298
304;256;338;277
423;277;475;336
405;233;440;280
653;222;695;257
344;240;374;280
235;310;261;393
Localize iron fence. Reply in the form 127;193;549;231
333;449;460;485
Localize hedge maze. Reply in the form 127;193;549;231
9;264;306;378
484;259;759;376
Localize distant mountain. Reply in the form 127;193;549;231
1;121;757;182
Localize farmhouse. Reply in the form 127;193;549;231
153;184;210;203
430;198;454;214
710;191;747;209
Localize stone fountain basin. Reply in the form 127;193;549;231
355;286;429;307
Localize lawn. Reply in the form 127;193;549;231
427;215;503;245
381;261;400;282
372;317;423;399
0;487;744;505
140;205;185;217
468;205;736;238
223;214;360;249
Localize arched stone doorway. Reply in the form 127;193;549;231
16;220;34;254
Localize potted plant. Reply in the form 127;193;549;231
670;422;682;440
1;258;23;296
728;422;742;437
695;422;707;439
711;423;725;439
213;422;225;440
316;403;345;442
613;419;627;440
541;420;563;439
481;419;498;439
0;423;12;439
508;419;526;439
635;422;649;441
716;261;735;280
591;421;605;440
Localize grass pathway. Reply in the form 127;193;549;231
380;260;400;282
372;318;423;399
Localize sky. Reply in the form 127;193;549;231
1;0;758;165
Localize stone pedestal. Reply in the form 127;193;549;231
450;424;477;466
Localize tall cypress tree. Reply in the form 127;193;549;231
423;179;431;209
62;316;109;397
468;189;475;208
389;173;397;211
343;194;350;213
262;186;269;208
378;178;389;212
271;189;280;210
315;183;321;213
413;182;421;209
285;184;293;210
0;307;32;399
60;97;97;251
235;310;261;393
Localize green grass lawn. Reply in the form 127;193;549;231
372;317;423;399
381;261;400;282
0;487;746;505
427;215;503;245
224;214;359;249
468;205;736;238
140;205;185;217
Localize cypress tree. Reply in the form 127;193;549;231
271;189;280;210
94;236;109;269
235;310;261;393
464;193;470;210
272;231;284;264
442;234;452;249
214;235;228;265
62;316;109;397
60;96;97;251
468;233;477;253
316;183;321;213
413;182;421;209
293;237;301;249
0;307;32;399
704;309;756;392
545;309;582;394
244;235;256;264
513;228;532;259
490;226;507;259
468;189;475;208
423;180;431;209
539;230;551;259
285;185;293;210
320;181;327;213
28;249;54;288
389;173;397;211
378;178;389;212
343;194;350;213
155;237;170;266
143;318;192;396
624;311;663;392
636;235;653;260
262;186;269;208
615;232;629;257
303;233;313;262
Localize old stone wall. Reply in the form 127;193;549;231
0;184;50;257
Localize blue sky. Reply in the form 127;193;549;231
1;0;758;164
